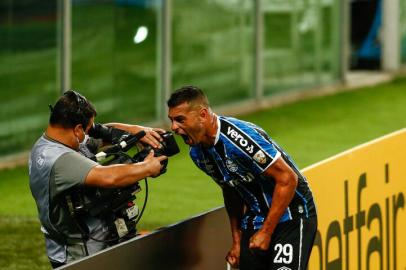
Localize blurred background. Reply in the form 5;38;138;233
1;0;405;155
1;0;406;269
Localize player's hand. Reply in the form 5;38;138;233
141;127;165;149
249;230;271;251
143;150;167;177
225;243;240;268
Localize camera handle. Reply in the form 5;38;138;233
95;130;146;162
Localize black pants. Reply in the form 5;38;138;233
239;217;317;270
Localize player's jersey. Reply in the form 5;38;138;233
189;116;317;230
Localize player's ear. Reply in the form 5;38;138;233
199;107;208;118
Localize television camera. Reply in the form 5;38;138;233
67;123;179;244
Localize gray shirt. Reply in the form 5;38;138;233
49;151;96;237
29;135;108;264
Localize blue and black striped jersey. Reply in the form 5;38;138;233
190;116;317;230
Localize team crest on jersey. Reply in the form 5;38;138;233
253;150;267;164
225;159;238;172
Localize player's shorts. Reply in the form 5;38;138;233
239;217;317;270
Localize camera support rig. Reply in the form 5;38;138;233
68;124;180;244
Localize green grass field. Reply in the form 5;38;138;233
1;76;406;269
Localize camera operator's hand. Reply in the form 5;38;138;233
141;127;166;149
105;123;165;149
143;150;168;177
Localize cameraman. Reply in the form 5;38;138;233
29;90;167;268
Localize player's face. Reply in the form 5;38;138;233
168;102;206;146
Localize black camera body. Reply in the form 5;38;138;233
68;124;180;243
133;131;180;170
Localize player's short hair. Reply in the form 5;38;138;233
167;85;209;109
49;90;97;129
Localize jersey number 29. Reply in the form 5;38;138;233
273;243;293;264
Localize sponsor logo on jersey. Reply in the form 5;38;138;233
204;164;215;174
226;179;239;187
220;118;273;170
253;150;267;164
199;158;215;174
225;159;238;172
225;126;254;154
241;172;254;182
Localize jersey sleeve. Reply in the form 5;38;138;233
220;118;281;174
51;152;98;193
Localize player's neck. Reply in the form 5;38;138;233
202;113;218;147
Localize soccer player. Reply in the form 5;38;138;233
167;86;317;270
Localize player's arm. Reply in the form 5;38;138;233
249;157;298;250
222;186;244;268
